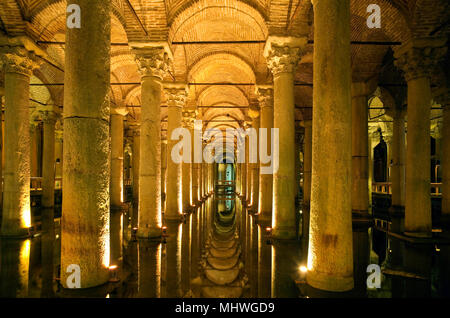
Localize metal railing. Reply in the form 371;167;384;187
372;182;442;196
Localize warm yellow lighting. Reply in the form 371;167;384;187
22;206;32;229
109;265;118;270
299;265;308;273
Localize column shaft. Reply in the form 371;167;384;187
391;109;406;209
61;0;111;288
132;132;140;228
110;113;124;208
307;0;354;292
443;105;450;218
41;113;57;209
138;76;162;237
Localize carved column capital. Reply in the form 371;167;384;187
0;46;41;77
55;129;63;142
163;83;188;108
264;36;307;76
255;85;274;108
182;109;197;128
394;37;447;82
132;44;172;80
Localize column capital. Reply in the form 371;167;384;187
394;37;447;82
182;109;197;128
263;36;307;76
255;85;273;108
55;129;63;142
163;82;188;108
131;43;172;80
0;36;46;76
111;106;128;117
352;82;374;98
434;88;450;108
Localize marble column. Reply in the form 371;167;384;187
161;137;167;212
182;110;195;212
165;83;188;221
0;42;41;237
264;36;306;239
110;107;127;208
61;0;112;288
133;44;171;238
301;120;312;247
351;82;371;216
250;116;260;210
132;129;140;229
40;107;58;210
394;38;447;237
436;91;450;224
256;86;273;223
307;0;353;292
390;108;406;212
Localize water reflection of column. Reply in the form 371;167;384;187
41;207;55;297
137;241;161;297
249;215;259;297
191;208;200;280
257;225;271;297
164;221;182;297
271;241;299;297
181;216;191;297
0;239;31;297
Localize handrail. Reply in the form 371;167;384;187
372;182;442;195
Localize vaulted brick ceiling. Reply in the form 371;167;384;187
0;0;449;130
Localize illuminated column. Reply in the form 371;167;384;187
264;36;306;239
133;45;171;238
165;83;188;221
301;119;312;245
55;128;63;187
394;38;447;237
182;110;195;211
161;137;167;212
0;42;41;237
241;128;248;201
256;86;273;222
61;0;111;288
307;0;353;292
250;115;260;210
40;107;58;210
110;106;127;208
351;82;370;216
390;108;406;212
132;128;140;228
437;91;450;224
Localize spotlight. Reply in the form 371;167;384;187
109;265;119;282
299;265;308;273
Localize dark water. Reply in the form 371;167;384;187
1;196;448;298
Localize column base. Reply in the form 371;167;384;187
306;270;354;293
136;227;162;239
164;213;184;223
272;226;297;240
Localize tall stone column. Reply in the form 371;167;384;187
133;44;171;238
390;108;406;211
192;120;201;204
161;137;167;212
0;92;3;213
40;107;59;210
165;83;188;221
182;110;195;212
351;82;372;294
250;116;260;210
0;41;41;237
132;128;140;228
256;86;273;223
301;119;312;247
351;82;371;216
264;36;306;239
61;0;112;288
437;91;450;224
307;0;353;292
394;38;447;237
55;128;63;188
110;107;127;208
